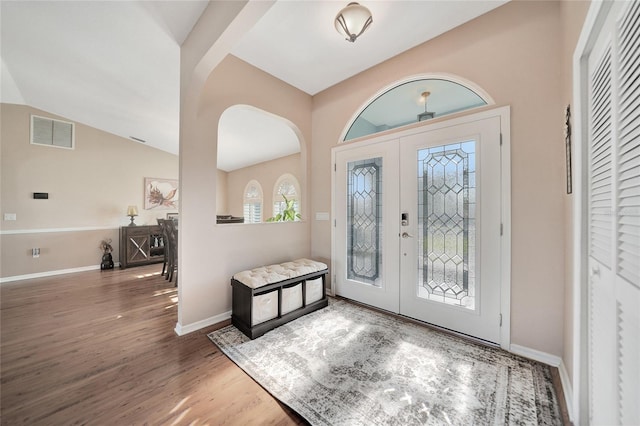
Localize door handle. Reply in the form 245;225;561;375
402;232;414;238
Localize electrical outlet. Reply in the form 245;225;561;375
4;213;16;221
32;248;40;258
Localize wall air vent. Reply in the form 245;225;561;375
30;115;75;149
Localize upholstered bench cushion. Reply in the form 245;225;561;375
233;258;328;289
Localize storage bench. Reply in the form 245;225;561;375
231;258;329;339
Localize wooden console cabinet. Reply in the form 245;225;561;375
119;225;164;269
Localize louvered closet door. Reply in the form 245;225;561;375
587;1;640;425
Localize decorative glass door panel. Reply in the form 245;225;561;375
347;158;382;287
334;140;399;313
418;142;476;310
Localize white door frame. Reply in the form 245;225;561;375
331;106;511;350
571;2;614;424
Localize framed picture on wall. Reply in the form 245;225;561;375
144;177;179;210
166;212;178;220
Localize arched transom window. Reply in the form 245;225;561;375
243;180;263;223
272;173;300;220
344;77;491;141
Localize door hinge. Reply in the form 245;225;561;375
500;133;503;146
499;313;503;326
334;219;337;227
334;163;336;172
500;223;503;236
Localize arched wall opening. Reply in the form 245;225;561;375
217;104;304;224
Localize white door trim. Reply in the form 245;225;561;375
331;106;511;350
572;2;612;424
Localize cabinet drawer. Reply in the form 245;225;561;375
124;227;151;236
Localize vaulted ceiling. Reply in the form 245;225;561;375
1;1;507;160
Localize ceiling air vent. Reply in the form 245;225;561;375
30;115;75;149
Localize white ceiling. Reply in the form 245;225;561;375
232;1;507;96
1;1;507;164
0;1;208;155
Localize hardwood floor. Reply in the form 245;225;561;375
0;265;305;425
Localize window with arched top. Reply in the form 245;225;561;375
243;180;263;223
343;77;491;141
272;174;300;220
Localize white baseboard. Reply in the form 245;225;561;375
0;263;121;283
510;344;573;421
509;343;562;367
558;360;574;422
174;310;232;336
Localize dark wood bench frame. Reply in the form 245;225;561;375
231;269;329;339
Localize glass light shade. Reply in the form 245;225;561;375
335;2;373;42
127;205;138;216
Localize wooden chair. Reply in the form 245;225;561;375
165;218;178;286
156;219;169;277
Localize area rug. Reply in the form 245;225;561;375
208;299;561;425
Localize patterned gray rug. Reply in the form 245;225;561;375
208;299;561;425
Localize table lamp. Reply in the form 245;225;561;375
127;205;139;226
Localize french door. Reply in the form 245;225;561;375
334;138;400;313
334;110;507;345
398;116;502;343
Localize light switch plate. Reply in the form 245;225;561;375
4;213;16;221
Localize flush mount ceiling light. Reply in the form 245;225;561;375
335;2;373;43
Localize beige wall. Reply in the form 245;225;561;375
179;38;312;328
216;169;228;214
559;0;591;384
311;1;568;356
226;153;301;219
0;104;178;278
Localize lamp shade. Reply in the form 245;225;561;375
127;205;138;216
335;2;373;42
